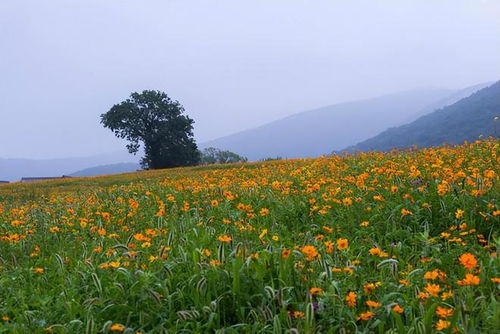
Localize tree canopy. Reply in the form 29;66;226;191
101;90;200;169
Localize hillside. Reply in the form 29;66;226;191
0;141;498;332
201;88;454;160
348;81;500;152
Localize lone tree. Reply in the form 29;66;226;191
101;90;200;169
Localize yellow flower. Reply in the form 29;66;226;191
258;229;268;239
33;267;44;274
281;248;291;259
441;291;454;301
455;209;464;219
109;261;120;268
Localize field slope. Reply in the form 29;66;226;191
0;140;498;333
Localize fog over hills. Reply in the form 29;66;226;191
347;81;500;152
0;151;139;182
201;88;455;160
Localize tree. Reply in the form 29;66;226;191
200;147;248;165
101;90;200;169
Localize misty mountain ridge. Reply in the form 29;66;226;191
346;81;500;152
69;163;141;177
200;85;488;160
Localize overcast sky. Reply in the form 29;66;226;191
1;0;499;159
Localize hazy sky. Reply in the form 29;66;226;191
1;0;499;159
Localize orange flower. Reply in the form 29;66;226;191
301;245;320;261
457;273;480;286
337;238;349;250
110;323;125;332
218;235;232;243
259;208;269;216
345;291;357;307
209;259;223;266
436;306;453;318
324;241;334;254
435;319;451;331
401;208;413;216
458;253;477;271
366;300;381;308
358;311;374;321
281;248;291;259
290;311;304;318
392;305;404;314
399;279;409;286
33;267;44;274
425;283;440;297
309;287;323;295
363;282;380;295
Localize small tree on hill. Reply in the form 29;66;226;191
200;147;248;165
101;90;200;169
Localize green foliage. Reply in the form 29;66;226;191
200;147;248;165
100;90;200;169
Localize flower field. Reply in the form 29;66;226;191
0;140;498;333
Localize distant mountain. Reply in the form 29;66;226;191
69;163;141;177
347;81;500;152
403;81;494;123
0;150;139;182
201;88;455;160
